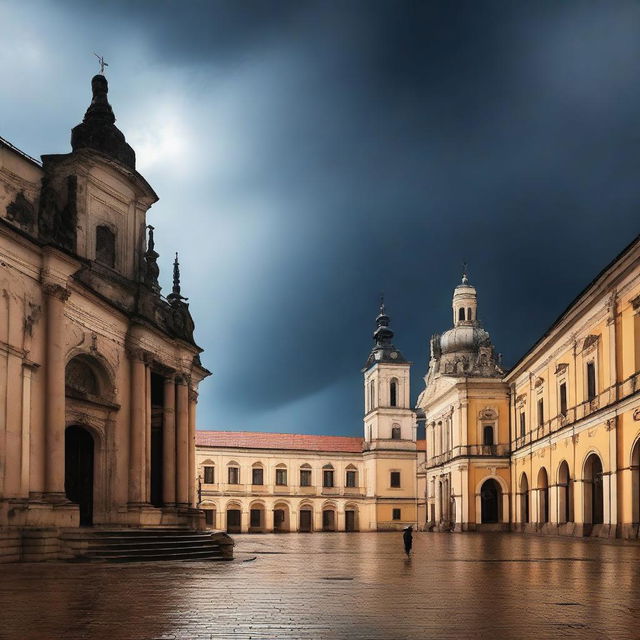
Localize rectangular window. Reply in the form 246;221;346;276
323;470;334;488
520;412;526;437
587;362;597;401
300;469;312;487
252;468;263;485
346;470;357;488
228;466;239;484
250;509;262;528
204;510;214;526
559;382;567;416
275;469;287;486
537;399;544;427
392;508;401;520
390;471;401;488
203;466;214;484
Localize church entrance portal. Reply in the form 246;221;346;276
480;479;501;524
65;426;95;526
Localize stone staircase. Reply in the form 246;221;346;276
60;527;234;562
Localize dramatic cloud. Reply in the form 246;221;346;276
2;1;639;434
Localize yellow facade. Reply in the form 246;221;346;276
418;236;640;538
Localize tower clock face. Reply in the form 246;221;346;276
390;352;398;359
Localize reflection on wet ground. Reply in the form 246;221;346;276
2;532;640;639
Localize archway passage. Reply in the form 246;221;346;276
65;426;94;526
273;504;290;532
557;461;572;524
537;467;549;524
632;440;640;525
520;473;530;524
226;508;241;533
480;479;501;524
345;509;357;532
322;509;336;531
584;454;604;526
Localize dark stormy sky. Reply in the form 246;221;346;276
2;1;639;435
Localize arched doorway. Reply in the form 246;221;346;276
584;453;604;526
299;505;313;532
537;467;549;524
519;473;529;524
632;440;640;525
480;479;501;524
322;506;336;531
249;502;266;533
65;426;95;526
273;503;290;532
226;504;242;533
345;504;359;532
557;461;572;524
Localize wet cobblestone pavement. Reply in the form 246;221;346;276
2;532;640;639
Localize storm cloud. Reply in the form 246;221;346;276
2;1;639;434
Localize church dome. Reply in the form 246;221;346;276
440;325;491;355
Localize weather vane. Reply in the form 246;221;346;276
94;53;108;75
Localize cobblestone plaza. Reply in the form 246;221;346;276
2;533;640;639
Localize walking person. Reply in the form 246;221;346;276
403;525;413;557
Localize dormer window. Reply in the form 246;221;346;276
95;225;116;268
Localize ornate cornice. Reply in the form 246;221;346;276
42;283;70;302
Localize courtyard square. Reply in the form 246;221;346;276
2;532;640;639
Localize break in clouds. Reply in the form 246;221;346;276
2;1;639;434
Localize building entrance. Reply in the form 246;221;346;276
64;426;94;526
480;479;501;524
299;510;312;532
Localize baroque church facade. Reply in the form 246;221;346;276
0;74;210;561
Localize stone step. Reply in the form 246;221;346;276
85;548;226;562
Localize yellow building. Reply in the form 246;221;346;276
507;234;640;538
417;235;640;539
416;274;510;531
196;303;418;532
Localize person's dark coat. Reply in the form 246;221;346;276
403;527;413;553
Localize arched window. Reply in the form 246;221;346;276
203;464;215;484
299;464;312;487
227;463;240;485
95;225;116;268
275;463;288;486
65;356;101;397
322;464;334;488
390;378;398;407
483;425;494;446
467;308;473;321
369;380;375;411
391;424;401;440
251;463;263;486
345;464;357;488
458;307;465;321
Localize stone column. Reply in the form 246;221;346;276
175;377;189;507
44;284;70;499
188;388;198;507
162;376;176;507
128;349;147;505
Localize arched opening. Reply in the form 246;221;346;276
251;463;264;486
299;463;312;487
390;379;398;407
467;308;473;321
65;426;95;526
226;504;241;533
249;502;266;533
95;224;116;268
391;425;401;440
322;464;335;488
202;505;216;528
299;504;313;532
273;503;290;532
345;504;359;532
483;425;494;446
345;464;358;488
322;506;336;531
369;380;375;411
584;453;604;526
537;467;549;524
557;461;572;524
519;473;529;523
458;307;465;321
632;440;640;525
480;478;501;524
275;463;288;487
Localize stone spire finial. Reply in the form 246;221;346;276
461;261;469;285
71;72;136;169
168;252;187;306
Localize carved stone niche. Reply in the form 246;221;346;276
6;190;36;230
534;377;544;389
95;225;116;268
555;363;569;376
479;408;498;420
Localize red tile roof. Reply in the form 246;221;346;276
196;430;364;453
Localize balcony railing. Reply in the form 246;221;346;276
200;484;366;498
428;444;510;467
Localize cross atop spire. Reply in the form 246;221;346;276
94;53;108;75
462;261;469;284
